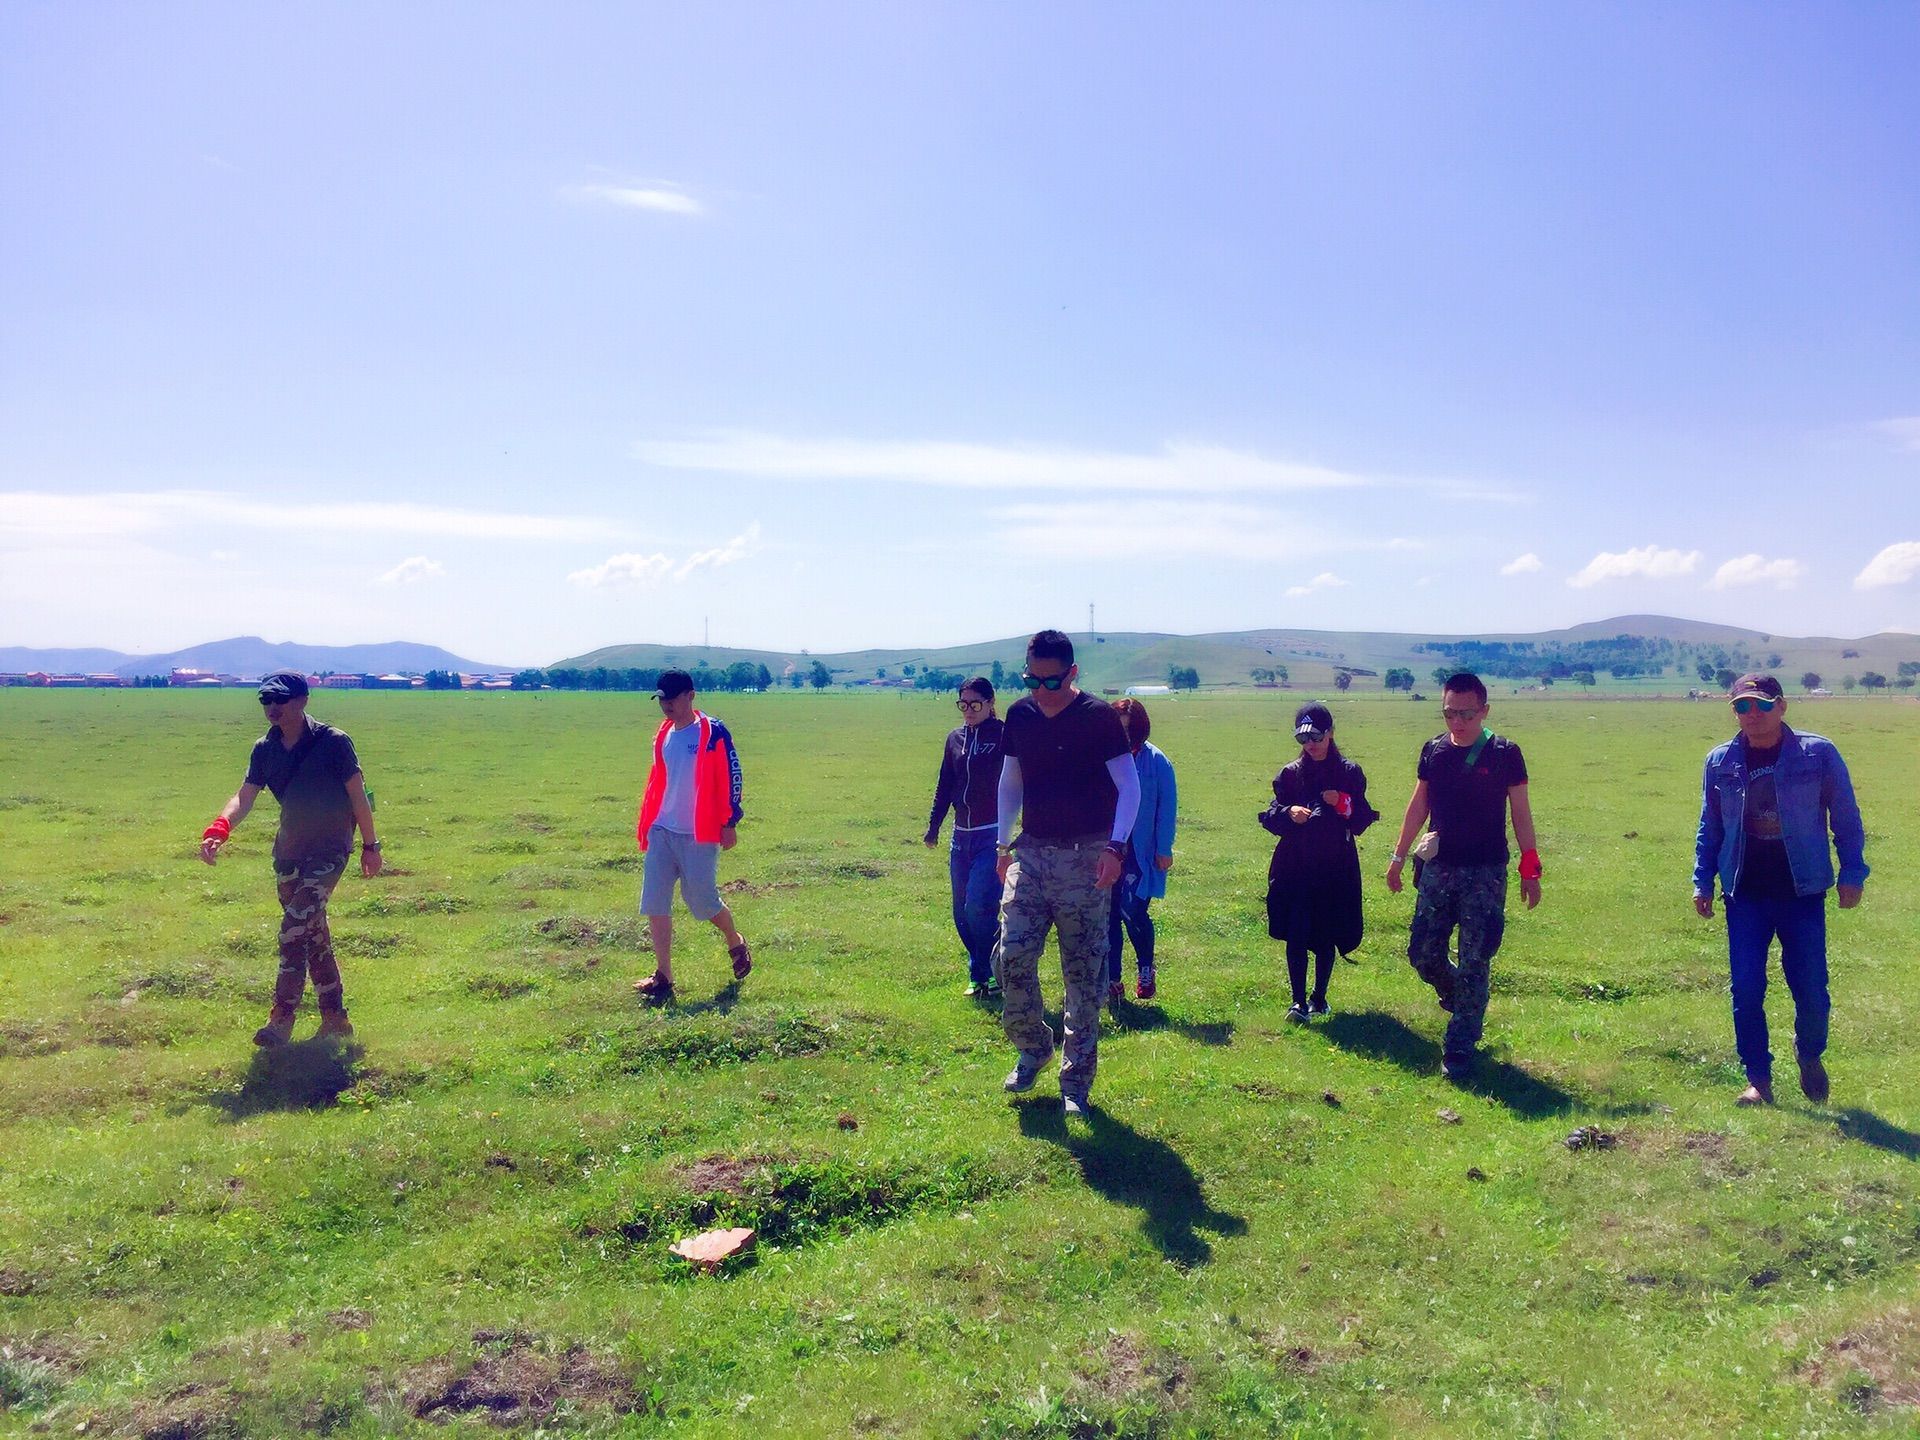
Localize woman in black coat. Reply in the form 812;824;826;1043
1260;703;1377;1021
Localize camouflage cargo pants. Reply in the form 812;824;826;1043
995;836;1111;1099
1407;861;1507;1056
274;857;347;1014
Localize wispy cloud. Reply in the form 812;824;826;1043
0;490;613;544
1872;417;1920;452
378;556;446;586
1710;554;1803;590
568;553;674;589
1285;572;1349;598
1854;540;1920;590
1500;552;1544;576
675;522;761;580
563;183;703;216
988;500;1335;560
1567;545;1701;589
635;433;1369;494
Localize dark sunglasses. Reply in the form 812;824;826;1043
956;698;988;711
259;695;290;707
1732;697;1777;715
1021;672;1068;691
1441;706;1482;721
1297;729;1328;743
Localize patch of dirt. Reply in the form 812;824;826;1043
1077;1334;1192;1406
1801;1307;1920;1412
396;1333;635;1425
676;1154;772;1195
719;877;798;897
328;1307;373;1331
129;1383;238;1439
1;1333;85;1372
0;1267;44;1296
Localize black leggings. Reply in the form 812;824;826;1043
1286;941;1335;1006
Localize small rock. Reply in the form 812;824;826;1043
1622;830;1639;839
1321;1090;1341;1107
670;1227;756;1272
1466;1166;1487;1182
1437;1108;1461;1125
1563;1125;1617;1151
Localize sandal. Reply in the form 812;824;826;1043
634;971;673;998
729;941;753;980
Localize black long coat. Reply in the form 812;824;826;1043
1260;752;1378;954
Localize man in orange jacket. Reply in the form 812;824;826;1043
633;670;751;1001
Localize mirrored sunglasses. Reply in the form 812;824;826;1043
1021;672;1068;691
1732;697;1777;715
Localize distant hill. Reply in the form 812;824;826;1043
552;618;1920;695
0;636;511;680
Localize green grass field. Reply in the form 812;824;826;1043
2;690;1916;1438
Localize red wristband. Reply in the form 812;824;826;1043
203;817;231;843
1518;848;1542;880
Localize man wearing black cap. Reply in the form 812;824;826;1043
632;670;751;1001
199;671;381;1046
1693;673;1868;1106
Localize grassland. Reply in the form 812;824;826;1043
1;689;1916;1438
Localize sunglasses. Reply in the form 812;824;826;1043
956;698;988;711
1021;672;1069;691
1297;729;1328;743
259;696;290;707
1732;697;1777;715
1441;707;1483;721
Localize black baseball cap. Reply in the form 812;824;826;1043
1729;673;1783;701
257;670;309;702
653;669;695;700
1294;702;1334;739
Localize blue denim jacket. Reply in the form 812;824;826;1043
1692;725;1869;900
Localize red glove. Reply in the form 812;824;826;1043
202;817;231;843
1518;849;1542;880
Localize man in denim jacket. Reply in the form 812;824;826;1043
1693;673;1868;1106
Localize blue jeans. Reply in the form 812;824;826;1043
1724;891;1829;1084
1106;869;1155;987
949;830;1003;984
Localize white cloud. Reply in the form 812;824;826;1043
1854;540;1920;589
989;500;1334;560
675;522;762;580
635;433;1369;495
1566;545;1701;589
0;490;613;544
568;553;674;589
1710;554;1803;590
1872;417;1920;452
1501;552;1544;576
1285;572;1349;598
564;183;703;216
379;556;446;586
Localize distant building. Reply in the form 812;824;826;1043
169;667;222;687
1125;684;1173;696
315;674;363;690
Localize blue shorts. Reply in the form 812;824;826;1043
639;826;724;920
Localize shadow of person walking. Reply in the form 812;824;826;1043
202;1039;365;1121
1319;1010;1587;1120
1016;1102;1247;1268
1832;1107;1920;1159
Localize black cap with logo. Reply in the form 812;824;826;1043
653;669;695;700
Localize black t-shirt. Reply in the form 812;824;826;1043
1735;738;1794;899
245;720;361;866
1002;691;1129;840
1417;731;1528;866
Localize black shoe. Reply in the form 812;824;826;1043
1308;997;1329;1018
1286;1002;1310;1024
1797;1056;1829;1104
1441;1051;1474;1081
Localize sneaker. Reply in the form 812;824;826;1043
315;1011;355;1042
1441;1051;1474;1082
984;976;1001;1000
964;980;984;997
1003;1053;1051;1093
1737;1079;1776;1106
1286;1002;1311;1024
1135;968;1157;1001
1106;982;1125;1006
253;1006;296;1048
1308;997;1329;1018
1797;1056;1829;1104
1062;1093;1090;1116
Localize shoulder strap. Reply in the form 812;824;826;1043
1463;730;1496;769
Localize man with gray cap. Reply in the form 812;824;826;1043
1693;673;1868;1106
632;669;751;1001
199;670;382;1046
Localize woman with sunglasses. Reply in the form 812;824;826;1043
925;677;1007;996
1260;702;1378;1021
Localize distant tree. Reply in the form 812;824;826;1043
990;659;1006;687
1334;672;1352;692
1167;665;1199;691
1899;660;1920;678
726;661;759;691
1897;676;1916;690
787;671;803;689
1383;667;1414;692
1714;668;1738;692
1431;667;1454;689
1250;667;1275;684
1843;674;1857;692
423;669;461;690
511;669;545;690
1859;671;1887;690
902;664;915;677
1767;653;1783;668
809;660;832;689
1800;672;1822;691
1573;670;1597;687
1842;648;1860;659
1274;664;1288;683
1696;660;1715;683
875;667;887;679
756;664;773;690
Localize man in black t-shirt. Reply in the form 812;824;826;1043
198;671;382;1047
992;630;1140;1114
1384;673;1542;1080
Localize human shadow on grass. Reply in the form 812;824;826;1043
202;1039;366;1120
664;979;743;1018
1104;1000;1234;1047
1832;1108;1920;1160
1016;1103;1247;1267
1319;1010;1584;1120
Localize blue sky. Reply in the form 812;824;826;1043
2;2;1916;665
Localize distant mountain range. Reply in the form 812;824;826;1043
0;636;511;680
553;615;1919;692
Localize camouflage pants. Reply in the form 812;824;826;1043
995;837;1111;1098
274;857;346;1013
1407;861;1507;1056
